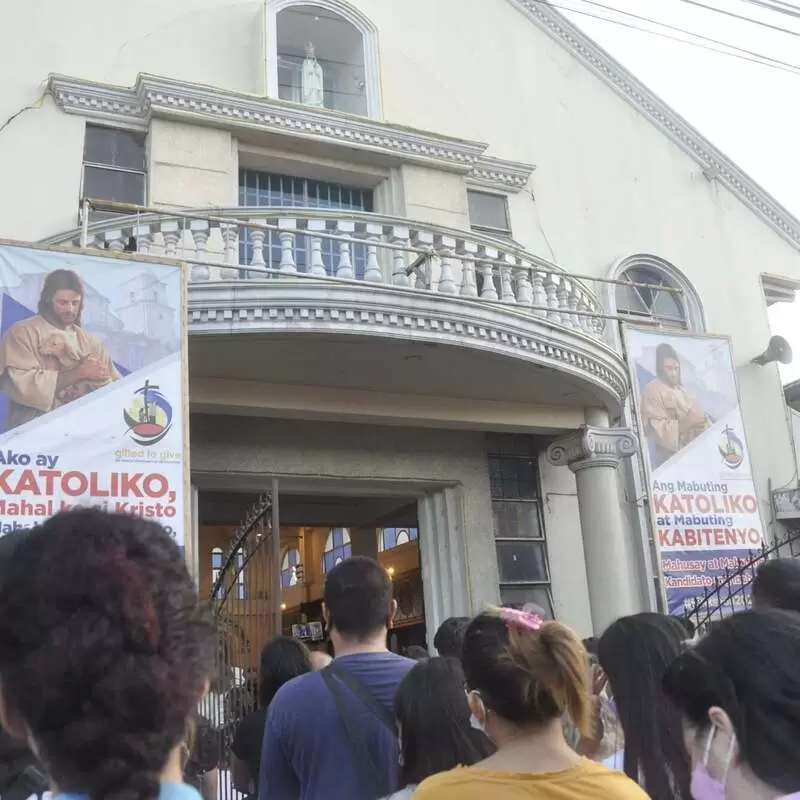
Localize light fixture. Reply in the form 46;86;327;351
280;602;287;611
387;566;395;577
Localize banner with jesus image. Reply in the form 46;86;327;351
625;328;765;617
0;243;187;546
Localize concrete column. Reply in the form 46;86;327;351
546;409;639;635
349;527;379;561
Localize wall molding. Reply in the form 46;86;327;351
48;73;534;191
507;0;800;253
187;281;629;409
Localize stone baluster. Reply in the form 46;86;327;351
567;283;581;330
134;225;152;256
412;230;434;289
220;223;239;280
390;226;410;287
531;270;547;315
479;246;499;300
364;223;384;283
433;235;457;294
307;219;328;277
544;273;561;322
515;263;533;306
500;254;516;303
188;221;210;281
277;218;297;277
248;222;266;279
335;220;356;280
161;221;181;259
457;241;479;297
577;295;591;334
557;278;570;327
103;230;126;252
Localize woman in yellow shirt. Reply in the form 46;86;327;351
413;608;648;800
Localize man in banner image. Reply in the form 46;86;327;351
0;269;120;432
640;342;710;468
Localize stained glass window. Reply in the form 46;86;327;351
281;547;301;588
377;527;419;553
322;528;352;573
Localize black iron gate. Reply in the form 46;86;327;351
684;528;800;633
199;488;281;800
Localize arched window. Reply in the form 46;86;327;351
322;527;351;573
265;0;381;118
613;255;704;331
377;527;419;553
281;547;302;588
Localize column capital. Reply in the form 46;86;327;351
546;425;638;472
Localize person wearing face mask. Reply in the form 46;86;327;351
413;607;648;800
662;608;800;800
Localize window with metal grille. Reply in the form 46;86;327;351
82;125;146;220
487;434;554;618
239;169;374;276
468;190;512;240
616;266;687;330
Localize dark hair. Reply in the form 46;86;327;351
656;343;680;381
258;636;312;708
582;636;599;657
396;657;493;788
38;269;84;325
598;613;691;800
433;617;470;659
0;510;214;800
663;609;800;795
462;611;591;735
678;616;696;639
751;558;800;613
323;556;393;641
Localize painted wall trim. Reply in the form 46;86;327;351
507;0;800;254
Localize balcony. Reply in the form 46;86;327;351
41;205;629;413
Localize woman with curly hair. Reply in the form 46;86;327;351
0;509;215;800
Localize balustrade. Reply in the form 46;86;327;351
48;208;607;338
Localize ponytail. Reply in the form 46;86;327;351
462;608;593;734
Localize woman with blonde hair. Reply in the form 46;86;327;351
413;607;647;799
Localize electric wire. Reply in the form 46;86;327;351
680;0;800;36
742;0;800;18
530;0;800;75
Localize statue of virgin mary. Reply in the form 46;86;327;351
301;42;324;108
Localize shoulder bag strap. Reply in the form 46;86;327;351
321;666;394;799
325;662;396;732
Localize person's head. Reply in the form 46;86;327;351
597;613;691;800
308;650;332;671
656;343;681;387
322;556;396;650
38;269;84;328
433;617;470;659
405;645;429;661
395;657;493;789
0;509;214;800
663;609;800;800
751;557;800;613
258;636;312;708
461;607;592;747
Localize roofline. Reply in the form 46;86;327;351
508;0;800;255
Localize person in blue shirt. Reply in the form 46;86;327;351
0;509;215;800
259;556;415;800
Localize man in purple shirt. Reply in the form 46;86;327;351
259;557;415;800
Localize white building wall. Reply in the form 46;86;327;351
0;0;797;615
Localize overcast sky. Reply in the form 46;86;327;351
559;0;800;380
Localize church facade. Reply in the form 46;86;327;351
0;0;799;639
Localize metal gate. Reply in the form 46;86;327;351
199;485;281;800
684;528;800;633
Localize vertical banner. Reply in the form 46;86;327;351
0;243;187;546
625;328;764;616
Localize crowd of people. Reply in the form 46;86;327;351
0;509;798;800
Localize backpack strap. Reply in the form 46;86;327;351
321;664;395;798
